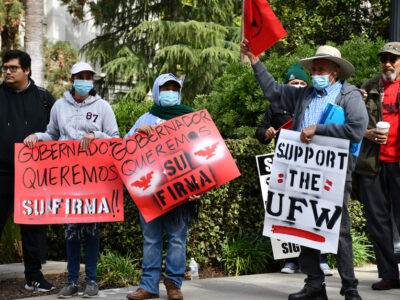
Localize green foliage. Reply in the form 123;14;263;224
268;0;390;54
328;229;374;268
112;98;153;138
44;39;79;99
196;36;387;139
0;217;22;264
97;250;141;287
349;199;368;234
0;0;24;53
221;230;275;276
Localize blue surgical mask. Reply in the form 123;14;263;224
312;74;332;91
159;90;179;107
73;80;94;96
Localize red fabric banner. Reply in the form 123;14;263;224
14;139;124;224
111;109;241;222
243;0;287;56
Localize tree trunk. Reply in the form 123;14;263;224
25;0;44;87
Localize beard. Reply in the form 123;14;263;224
382;67;397;82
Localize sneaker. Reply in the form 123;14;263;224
57;282;79;298
25;278;55;292
82;281;99;298
281;262;299;274
320;263;334;276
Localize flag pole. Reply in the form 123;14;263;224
240;0;250;63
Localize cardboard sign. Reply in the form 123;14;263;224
255;153;274;210
111;109;241;222
263;129;349;254
14;139;124;224
257;152;300;260
270;238;301;260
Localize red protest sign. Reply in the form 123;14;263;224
111;109;241;222
14;139;124;224
243;0;287;56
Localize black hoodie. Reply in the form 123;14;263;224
0;80;55;177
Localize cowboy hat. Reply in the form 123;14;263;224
300;45;355;80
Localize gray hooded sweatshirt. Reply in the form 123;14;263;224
36;90;119;141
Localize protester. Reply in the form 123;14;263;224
24;62;119;298
0;49;55;292
241;41;368;300
256;63;334;276
355;42;400;290
125;73;200;300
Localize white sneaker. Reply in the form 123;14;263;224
281;262;299;274
320;263;334;276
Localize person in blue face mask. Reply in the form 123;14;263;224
125;74;200;300
23;62;120;298
256;63;334;277
241;41;368;300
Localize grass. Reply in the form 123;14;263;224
96;250;141;287
220;230;274;276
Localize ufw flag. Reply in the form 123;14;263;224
243;0;287;56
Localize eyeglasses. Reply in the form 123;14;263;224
1;65;22;73
380;55;399;64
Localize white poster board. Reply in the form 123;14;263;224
263;129;349;254
256;153;301;260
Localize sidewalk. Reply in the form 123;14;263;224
0;261;74;281
12;264;400;300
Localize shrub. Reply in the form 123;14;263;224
97;250;141;288
220;229;276;276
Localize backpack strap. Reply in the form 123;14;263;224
37;86;51;124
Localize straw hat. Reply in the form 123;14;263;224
300;45;355;80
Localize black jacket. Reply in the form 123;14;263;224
255;103;293;145
0;80;55;176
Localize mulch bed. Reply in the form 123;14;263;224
0;266;226;300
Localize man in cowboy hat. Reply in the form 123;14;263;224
355;42;400;291
241;40;368;300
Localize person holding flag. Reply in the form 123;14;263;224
241;40;368;299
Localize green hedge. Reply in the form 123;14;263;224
46;138;368;270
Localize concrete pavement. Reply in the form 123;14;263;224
8;263;400;300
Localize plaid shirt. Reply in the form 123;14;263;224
301;80;343;129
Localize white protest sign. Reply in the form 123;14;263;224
270;238;301;260
255;153;274;210
256;152;302;260
263;129;349;254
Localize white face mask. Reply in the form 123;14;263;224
291;84;305;88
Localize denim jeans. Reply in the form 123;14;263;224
66;223;99;284
139;212;190;294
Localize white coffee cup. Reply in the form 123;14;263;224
376;121;390;144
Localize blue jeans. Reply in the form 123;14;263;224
139;212;189;294
66;223;99;285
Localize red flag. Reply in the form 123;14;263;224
243;0;287;56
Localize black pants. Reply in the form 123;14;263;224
1;174;46;282
360;162;400;280
299;181;358;295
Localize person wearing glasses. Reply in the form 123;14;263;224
0;50;55;292
355;42;400;290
